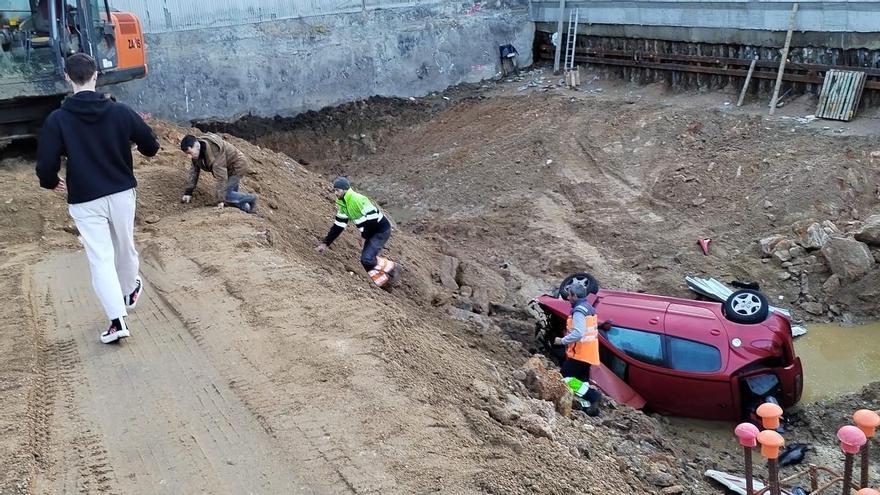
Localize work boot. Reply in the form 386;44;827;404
575;397;600;417
101;317;130;344
388;262;402;285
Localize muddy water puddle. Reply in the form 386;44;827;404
795;321;880;403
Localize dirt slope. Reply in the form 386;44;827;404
1;120;711;494
212;77;880;324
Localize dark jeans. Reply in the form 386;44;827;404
361;226;391;271
225;175;257;211
561;358;602;403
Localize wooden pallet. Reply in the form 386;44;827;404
816;69;867;121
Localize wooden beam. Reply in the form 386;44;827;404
769;3;799;115
561;54;880;90
553;0;566;74
538;44;880;78
737;56;758;107
537;45;880;91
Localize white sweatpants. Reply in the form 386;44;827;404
68;188;139;322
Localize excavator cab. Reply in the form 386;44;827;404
0;0;146;144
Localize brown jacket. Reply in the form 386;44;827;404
184;133;252;202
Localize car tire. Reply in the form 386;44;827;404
722;289;770;324
559;272;600;298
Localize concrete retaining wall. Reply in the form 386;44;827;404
109;4;533;122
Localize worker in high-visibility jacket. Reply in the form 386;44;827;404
554;283;602;415
316;177;401;289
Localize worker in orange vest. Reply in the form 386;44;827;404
554;283;602;415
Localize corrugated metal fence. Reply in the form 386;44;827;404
109;0;443;34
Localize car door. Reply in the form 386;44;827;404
599;324;669;411
595;294;671;410
655;304;736;420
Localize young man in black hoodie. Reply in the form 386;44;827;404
36;53;160;344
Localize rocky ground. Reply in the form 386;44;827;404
1;67;879;494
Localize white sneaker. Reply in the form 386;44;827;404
125;277;143;309
101;318;130;344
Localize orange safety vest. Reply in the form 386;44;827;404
565;303;600;365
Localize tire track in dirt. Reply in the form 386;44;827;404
141;247;389;494
30;252;309;494
143;261;361;494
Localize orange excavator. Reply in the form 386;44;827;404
0;0;146;145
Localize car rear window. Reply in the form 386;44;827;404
602;326;664;366
668;336;722;372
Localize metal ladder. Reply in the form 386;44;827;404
564;8;579;71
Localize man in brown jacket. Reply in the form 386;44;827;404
180;133;257;213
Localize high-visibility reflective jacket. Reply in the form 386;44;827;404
323;189;389;245
563;299;600;365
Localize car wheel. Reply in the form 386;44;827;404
559;272;600;298
723;289;770;324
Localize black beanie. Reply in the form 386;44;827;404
333;177;351;190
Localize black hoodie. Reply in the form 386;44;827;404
36;91;160;204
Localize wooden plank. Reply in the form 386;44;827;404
553;0;566;74
842;72;867;121
826;71;844;119
837;72;855;120
537;42;880;78
816;69;835;118
770;3;799;115
837;72;856;120
538;44;880;81
737;56;758;107
829;71;844;118
851;72;867;120
550;50;880;91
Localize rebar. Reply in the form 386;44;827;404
768;459;781;495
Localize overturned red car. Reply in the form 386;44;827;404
530;273;803;422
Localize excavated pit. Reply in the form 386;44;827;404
2;68;880;494
197;72;880;489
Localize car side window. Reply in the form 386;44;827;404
601;326;664;366
667;336;722;372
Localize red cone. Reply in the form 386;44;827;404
698;238;711;255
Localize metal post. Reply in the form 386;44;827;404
860;442;870;489
842;453;855;495
768;459;781;495
553;0;566;74
810;465;819;492
48;0;63;73
744;447;754;495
